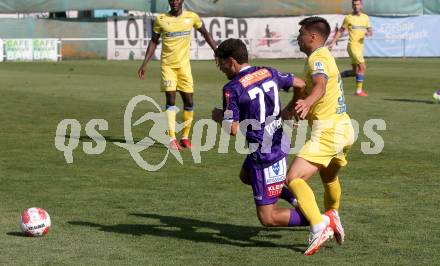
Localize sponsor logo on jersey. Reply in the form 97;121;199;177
265;175;285;185
239;68;272;88
272;162;280;175
313;61;324;71
164;31;191;38
254;195;263;200
266;183;284;198
352;25;368;30
264;159;286;185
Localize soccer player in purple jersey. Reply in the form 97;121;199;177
211;38;312;229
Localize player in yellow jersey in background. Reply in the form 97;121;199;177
138;0;217;150
328;0;372;97
282;17;355;256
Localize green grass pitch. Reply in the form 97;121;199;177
0;58;439;265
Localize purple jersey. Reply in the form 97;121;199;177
222;66;293;168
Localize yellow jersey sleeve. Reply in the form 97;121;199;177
366;15;371;28
308;54;330;80
342;16;349;30
192;12;203;29
153;15;162;34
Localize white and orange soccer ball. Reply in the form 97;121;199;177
433;89;440;103
19;207;51;237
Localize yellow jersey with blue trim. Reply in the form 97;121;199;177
304;47;348;122
153;11;203;67
342;13;371;46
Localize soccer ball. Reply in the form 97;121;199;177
433;89;440;103
19;207;51;237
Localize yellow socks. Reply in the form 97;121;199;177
165;106;177;139
182;109;194;139
356;74;364;93
356;81;363;92
288;178;323;226
323;177;341;211
166;106;193;140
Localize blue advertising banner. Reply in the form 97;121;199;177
365;15;440;57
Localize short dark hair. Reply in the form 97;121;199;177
299;16;331;41
214;38;248;64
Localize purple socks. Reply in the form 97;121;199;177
288;209;309;226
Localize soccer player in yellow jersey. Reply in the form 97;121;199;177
138;0;217;150
328;0;372;97
282;17;355;256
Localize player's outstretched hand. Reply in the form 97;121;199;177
138;66;146;79
211;108;223;123
295;99;311;119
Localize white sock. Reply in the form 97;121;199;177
311;221;326;234
322;214;330;226
356;88;363;94
311;215;330;233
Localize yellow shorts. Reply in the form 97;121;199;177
160;64;193;93
298;118;355;167
348;45;365;65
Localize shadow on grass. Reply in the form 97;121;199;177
59;135;167;149
6;232;26;237
69;213;311;252
383;98;434;104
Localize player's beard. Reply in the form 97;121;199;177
298;41;306;53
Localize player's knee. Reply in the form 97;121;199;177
183;100;193;109
166;99;176;106
181;95;194;108
257;213;277;227
321;175;337;184
286;172;306;184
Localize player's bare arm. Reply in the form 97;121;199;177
281;77;306;121
211;108;239;136
328;27;346;49
295;74;327;119
137;32;160;79
289;76;307;108
197;23;217;51
293;76;306;91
